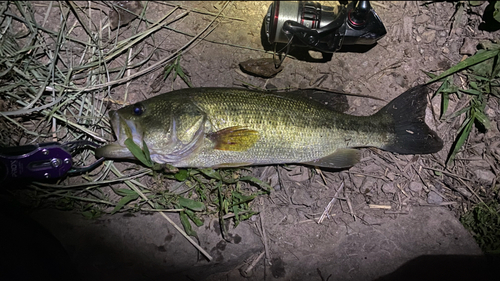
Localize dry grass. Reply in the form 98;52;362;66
1;1;499;258
0;1;245;261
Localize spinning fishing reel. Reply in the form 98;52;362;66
265;1;387;65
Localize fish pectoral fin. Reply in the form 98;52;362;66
208;126;259;151
302;148;361;169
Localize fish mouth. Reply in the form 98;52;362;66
95;110;143;159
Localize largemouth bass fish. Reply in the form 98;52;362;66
95;85;443;168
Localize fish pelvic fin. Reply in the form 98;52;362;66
208;126;260;151
302;148;361;169
378;85;443;154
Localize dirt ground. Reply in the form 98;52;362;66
1;1;499;281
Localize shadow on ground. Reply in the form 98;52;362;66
1;194;495;281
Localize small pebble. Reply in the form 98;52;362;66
362;163;381;173
409;182;423;192
308;50;323;60
239;58;284;78
436;37;446;46
454;27;463;36
291;189;315;207
460;37;477;55
485;107;495;119
422;30;436;44
415;14;430;24
474;170;496;183
471;144;486;155
427;191;443;204
382;183;396;194
351;175;364;189
362;177;378;193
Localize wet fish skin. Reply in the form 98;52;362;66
95;85;443;168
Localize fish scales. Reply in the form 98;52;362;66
95;86;443;169
188;89;390;166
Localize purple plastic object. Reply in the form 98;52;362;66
0;142;73;181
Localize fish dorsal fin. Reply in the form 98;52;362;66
302;148;361;169
207;126;260;151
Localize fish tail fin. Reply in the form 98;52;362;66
377;85;443;154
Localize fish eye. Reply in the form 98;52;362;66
132;103;144;116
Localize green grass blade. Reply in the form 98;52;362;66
229;192;256;207
474;110;491;130
125;138;152;167
469;81;479;90
446;117;474;166
174;169;189;181
491;87;500;98
143;140;151;162
459;88;483;95
163;63;176;79
185;209;204;226
448;106;471;119
492;54;500;78
115;188;140;196
239;176;272;192
441;92;449;119
178;197;205;212
199;168;222;180
493;2;500;23
427;49;500;84
179;211;198;238
112;193;140;214
176;64;193;87
467;74;493;82
422;70;437;79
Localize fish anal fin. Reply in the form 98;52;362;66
208;126;259;151
303;148;360;169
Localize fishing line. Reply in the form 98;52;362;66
272;35;293;69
